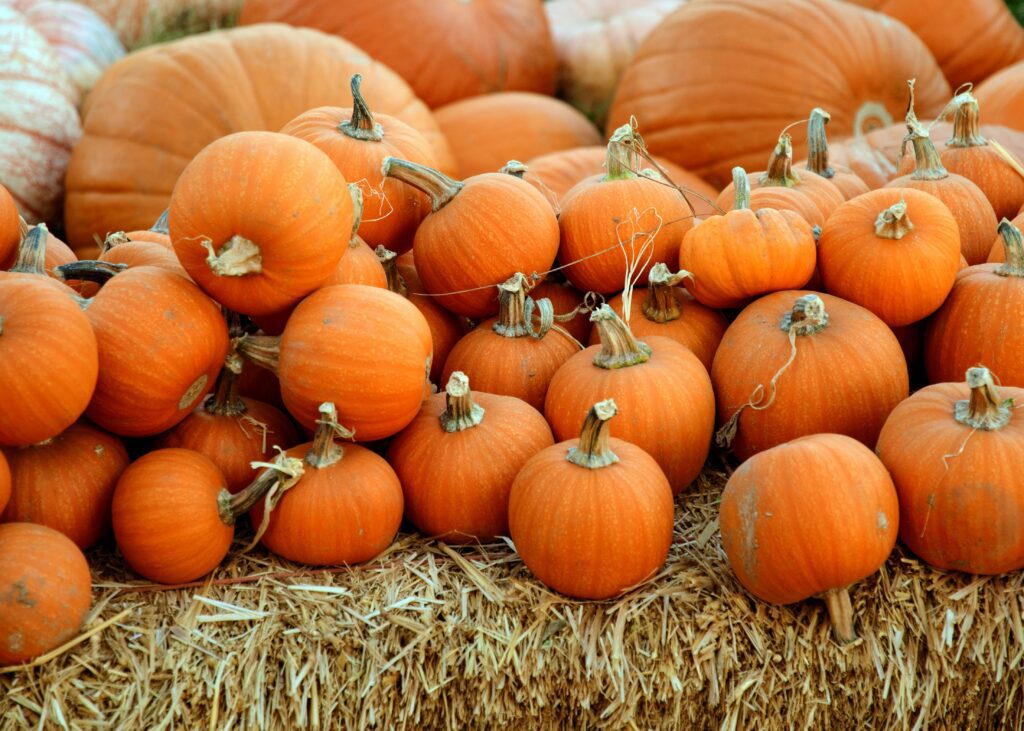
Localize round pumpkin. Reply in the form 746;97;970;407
97;232;188;279
509;399;674;600
877;367;1024;574
794;108;871;200
0;522;91;665
720;433;899;643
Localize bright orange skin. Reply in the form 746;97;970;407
251;441;403;566
278;285;432;440
817;188;961;326
793;164;871;200
508;435;674;600
716;170;845;228
877;381;1024;574
100;239;188;278
2;422;128;549
281;106;436;255
0;276;98;446
711;290;909;462
326;238;387;289
170;131;353;317
924;264;1024;387
0;523;91;665
84;266;229;437
413;173;559;319
396;260;466;385
941;142;1024;221
112;449;233;584
0;184;19;268
973;61;1024;141
559;173;692;295
545;336;715;494
720;434;898;605
0;452;9;515
388;390;554;543
679;207;816;309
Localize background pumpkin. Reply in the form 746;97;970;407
0;452;8;515
74;0;240;48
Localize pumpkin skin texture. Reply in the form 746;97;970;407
383;159;560;319
98;236;189;279
509;399;674;600
111;449;234;584
434;93;601;179
388;372;554;544
546;306;714;495
974;60;1024;132
0;275;98;447
0;522;91;665
817;188;961;327
327;237;387;290
239;0;557;109
1;422;128;549
169;131;353;317
712;292;909;462
719;433;898;643
877;368;1024;574
607;0;950;187
0;5;81;223
64;24;454;250
924;221;1024;388
84;266;230;437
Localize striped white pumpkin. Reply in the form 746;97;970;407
0;5;81;223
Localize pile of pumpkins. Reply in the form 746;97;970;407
3;0;1024;666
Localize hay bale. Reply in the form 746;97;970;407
2;469;1022;728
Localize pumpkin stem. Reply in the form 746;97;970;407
339;74;384;142
822;587;857;644
306;402;355;469
202;235;262;277
590;304;652;368
874;197;914;240
567;399;621;469
641;262;693;323
492;273;555;339
732;167;751;210
995;219;1024;277
804;108;834;178
348;185;364;246
381;157;464;212
440;371;485;432
152;208;170;235
219;450;306;524
101;231;131;253
204;350;247;417
779;294;829;335
604;124;644;181
9;224;49;275
235;334;281;374
377;246;407;296
759;133;800;188
903;103;948;182
53;259;127;284
946;86;987;148
499;160;528;178
954;367;1012;430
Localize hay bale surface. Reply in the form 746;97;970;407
2;469;1022;729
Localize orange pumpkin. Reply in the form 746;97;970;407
720;433;899;643
974;60;1024;133
794;108;871;200
98;229;188;279
987;210;1024;262
0;184;19;267
0;452;9;515
508;399;674;600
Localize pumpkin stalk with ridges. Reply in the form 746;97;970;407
566;399;620;469
641;263;694;323
805;108;835;179
590;305;651;369
440;371;485;432
340;74;383;142
874;198;914;239
759;134;800;188
381;157;464;212
996;218;1024;277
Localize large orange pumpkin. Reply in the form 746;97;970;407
607;0;950;186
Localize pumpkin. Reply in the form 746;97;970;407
595;263;727;372
607;0;950;187
0;452;9;515
712;292;909;462
434;92;601;179
794;108;870;200
544;0;685;125
939;87;1024;221
558;124;693;294
817;188;961;326
715;133;845;228
239;0;557;109
827;121;947;190
0;5;81;223
719;433;899;643
64;23;454;249
238;284;432;440
886;89;997;266
974;60;1024;131
382;157;559;319
156;354;300;494
8;0;124;103
0;184;21;271
0;522;91;665
76;263;229;437
315;190;388;290
924;219;1024;387
251;403;403;566
441;273;579;411
75;0;238;48
280;75;436;256
849;0;1024;90
877;367;1024;574
388;372;554;544
509;399;674;600
680;167;816;309
988;210;1024;262
1;421;127;549
545;305;714;494
528;275;594;344
97;231;189;279
112;448;300;584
